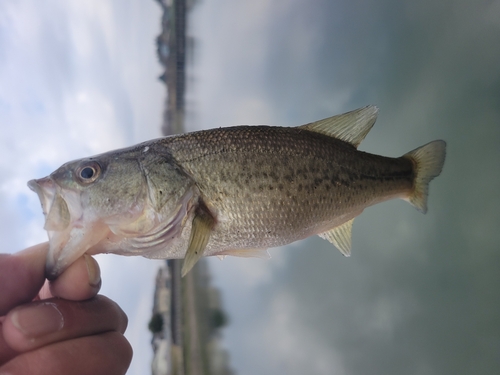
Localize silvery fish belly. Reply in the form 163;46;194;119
28;106;446;278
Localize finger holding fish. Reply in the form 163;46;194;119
0;242;127;373
0;243;101;315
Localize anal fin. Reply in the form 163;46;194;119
318;218;355;257
181;203;216;277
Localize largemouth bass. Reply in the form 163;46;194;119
28;106;446;278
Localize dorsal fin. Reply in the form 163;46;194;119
298;106;378;148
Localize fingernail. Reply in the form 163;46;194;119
11;302;64;338
84;254;101;288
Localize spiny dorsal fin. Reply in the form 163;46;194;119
181;204;215;277
298;106;378;148
318;218;355;257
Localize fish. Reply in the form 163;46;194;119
28;106;446;279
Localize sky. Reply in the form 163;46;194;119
0;0;165;373
188;1;500;374
2;0;500;375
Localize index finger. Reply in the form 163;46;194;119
1;244;102;316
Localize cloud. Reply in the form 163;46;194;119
188;0;500;374
244;289;346;375
1;1;163;374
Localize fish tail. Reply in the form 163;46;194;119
403;140;446;214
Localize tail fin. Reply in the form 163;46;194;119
403;140;446;213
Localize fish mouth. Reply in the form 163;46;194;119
28;177;90;279
28;178;71;231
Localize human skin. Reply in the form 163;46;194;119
0;243;132;375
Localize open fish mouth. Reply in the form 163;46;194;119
28;177;71;231
28;177;91;279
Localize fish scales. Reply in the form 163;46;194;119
27;106;446;278
158;125;415;251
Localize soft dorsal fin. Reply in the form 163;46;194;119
298;106;378;148
181;204;216;277
318;218;355;256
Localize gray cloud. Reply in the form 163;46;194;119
191;0;500;374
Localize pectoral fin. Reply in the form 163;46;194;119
318;218;355;257
181;204;215;277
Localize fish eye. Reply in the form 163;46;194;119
80;167;95;179
76;162;101;184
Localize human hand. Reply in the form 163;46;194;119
0;243;132;375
